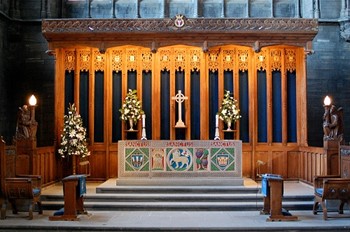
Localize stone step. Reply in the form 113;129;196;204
41;193;313;203
95;185;261;194
41;200;313;211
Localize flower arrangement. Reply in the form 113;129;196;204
119;89;144;124
58;103;90;159
218;90;241;124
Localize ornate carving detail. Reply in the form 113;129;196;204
285;49;296;72
93;50;105;72
189;49;201;71
111;49;123;73
222;49;235;71
208;49;220;72
78;50;91;72
255;50;267;71
238;49;249;72
270;49;282;71
64;50;75;72
141;49;152;73
174;48;186;71
126;49;137;71
159;49;171;71
42;18;318;34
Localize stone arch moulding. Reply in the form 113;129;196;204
42;18;318;53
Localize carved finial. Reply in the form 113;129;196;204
151;41;157;53
305;41;314;55
202;41;208;53
253;41;261;53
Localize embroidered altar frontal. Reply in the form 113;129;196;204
117;140;243;186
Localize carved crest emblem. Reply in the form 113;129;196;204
131;154;144;168
174;14;185;28
217;153;229;168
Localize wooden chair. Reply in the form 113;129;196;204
0;137;43;220
313;175;350;220
1;175;43;220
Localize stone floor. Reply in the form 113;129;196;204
1;179;350;232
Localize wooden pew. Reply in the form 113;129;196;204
313;175;350;220
1;176;42;219
0;137;43;220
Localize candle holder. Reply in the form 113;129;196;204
214;114;220;140
214;126;220;140
141;114;147;140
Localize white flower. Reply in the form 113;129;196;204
119;89;144;123
218;90;241;124
58;103;90;158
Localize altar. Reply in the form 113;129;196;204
117;140;243;186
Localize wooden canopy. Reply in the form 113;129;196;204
42;17;318;52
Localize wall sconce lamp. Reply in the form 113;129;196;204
29;94;37;123
324;95;331;106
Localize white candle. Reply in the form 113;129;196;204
215;115;219;127
142;114;146;128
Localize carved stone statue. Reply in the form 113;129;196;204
16;105;37;140
323;104;343;142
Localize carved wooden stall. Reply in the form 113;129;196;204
42;18;318;180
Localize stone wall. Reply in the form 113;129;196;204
307;22;350;146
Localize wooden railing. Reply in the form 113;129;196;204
0;137;331;187
298;146;326;184
34;146;57;187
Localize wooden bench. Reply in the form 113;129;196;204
0;137;43;220
1;176;43;219
313;175;350;220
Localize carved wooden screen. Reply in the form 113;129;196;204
59;45;300;145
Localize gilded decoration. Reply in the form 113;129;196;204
111;49;123;73
126;49;137;71
238;49;249;72
174;49;186;71
256;50;267;71
141;49;152;73
64;50;75;72
189;49;201;71
285;49;296;72
222;49;235;71
208;49;220;72
159;49;171;71
270;49;282;71
78;50;91;72
93;50;105;72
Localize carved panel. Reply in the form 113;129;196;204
237;49;249;72
222;49;235;71
78;50;91;72
285;49;296;72
141;49;153;73
159;49;171;71
64;50;75;72
42;18;318;35
111;49;123;73
208;49;220;72
189;49;201;71
126;49;138;71
93;50;105;72
270;49;282;71
255;50;267;71
174;48;186;71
